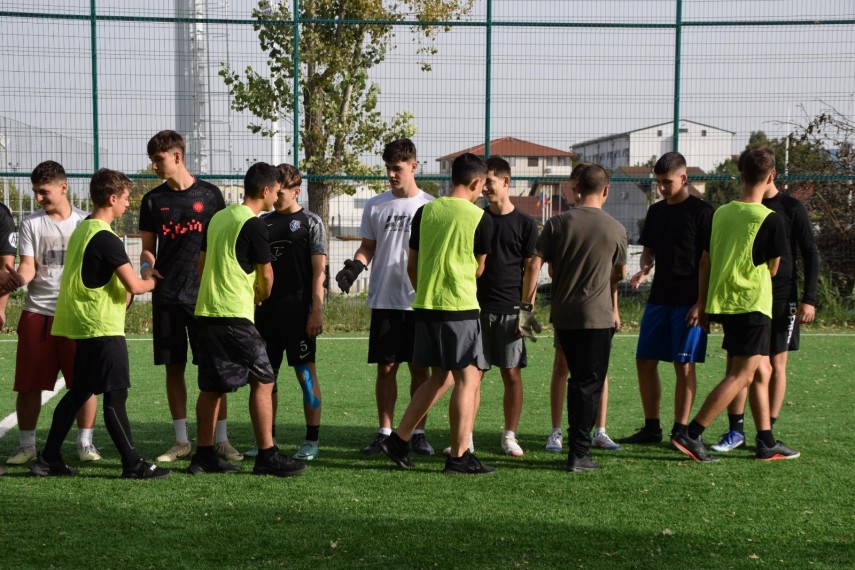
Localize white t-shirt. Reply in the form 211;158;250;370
360;189;433;310
18;207;88;315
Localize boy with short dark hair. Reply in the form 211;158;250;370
139;130;235;463
32;169;169;479
523;164;627;472
7;161;99;468
251;163;326;461
618;151;713;446
672;146;798;462
189;162;305;477
335;138;437;456
380;152;495;475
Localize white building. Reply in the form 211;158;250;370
436;137;574;196
572;120;734;173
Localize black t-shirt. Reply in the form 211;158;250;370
201;216;271;273
0;202;16;256
476;208;538;314
81;230;131;288
762;192;819;305
138;179;226;305
257;208;326;313
639;195;713;306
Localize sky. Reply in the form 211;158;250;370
0;0;853;185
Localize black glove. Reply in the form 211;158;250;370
335;259;366;294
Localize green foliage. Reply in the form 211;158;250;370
220;0;474;225
416;178;441;197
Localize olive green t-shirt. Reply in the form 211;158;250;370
535;207;627;330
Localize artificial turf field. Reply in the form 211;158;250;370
0;333;852;569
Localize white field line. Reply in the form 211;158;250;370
0;377;66;440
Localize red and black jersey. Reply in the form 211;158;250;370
138;179;225;305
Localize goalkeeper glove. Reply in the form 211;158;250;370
518;302;542;342
335;259;366;294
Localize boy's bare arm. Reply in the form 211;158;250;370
521;255;543;306
307;254;326;337
115;263;156;295
407;249;419;292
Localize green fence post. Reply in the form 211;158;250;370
293;0;300;166
672;0;683;152
90;0;100;170
484;0;492;157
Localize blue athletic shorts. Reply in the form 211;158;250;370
636;304;707;363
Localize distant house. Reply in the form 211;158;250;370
572;120;733;173
607;165;706;243
436;137;574;197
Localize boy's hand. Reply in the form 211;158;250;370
335;259;365;294
517;302;542;342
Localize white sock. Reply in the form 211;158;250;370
174;419;189;444
411;428;425;435
215;419;228;443
594;427;606;435
551;428;562;436
20;430;36;449
503;429;516;440
77;428;94;448
379;427;392;436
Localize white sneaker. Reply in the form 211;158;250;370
501;435;524;457
545;430;563;452
592;431;621;450
441;435;475;457
216;440;244;462
77;444;102;462
155;441;192;462
6;446;37;465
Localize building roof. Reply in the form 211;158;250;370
572;120;735;149
437;137;574;162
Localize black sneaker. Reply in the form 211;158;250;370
566;454;600;472
617;426;663;444
443;451;496;475
361;432;388;454
187;452;241;475
671;432;718;462
410;433;435;456
253;450;307;477
378;432;414;469
30;455;79;477
121;459;171;480
755;439;800;461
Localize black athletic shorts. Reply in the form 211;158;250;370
152;303;200;366
196;320;275;393
368;309;415;365
719;313;772;357
74;336;131;395
770;298;799;354
256;308;316;371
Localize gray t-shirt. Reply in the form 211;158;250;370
536;207;627;330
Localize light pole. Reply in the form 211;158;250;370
0;134;8;205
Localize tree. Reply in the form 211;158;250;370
220;0;475;226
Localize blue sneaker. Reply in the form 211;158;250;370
292;440;319;461
545;430;563;452
710;430;745;452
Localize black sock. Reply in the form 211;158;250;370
644;418;661;432
196;445;216;458
306;425;320;442
770;417;777;428
757;430;775;447
728;413;745;434
103;389;142;468
258;446;277;460
687;420;705;440
671;422;687;436
271;424;277;439
42;386;94;463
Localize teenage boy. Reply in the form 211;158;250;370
335;138;437;456
8;162;100;468
251;163;326;461
188;162;305;477
522;164;627;472
380;153;494;475
618;152;713;445
711;152;819;452
0;200;15;476
545;162;620;453
31;169;169;479
139;130;238;463
672;146;798;462
476;156;537;456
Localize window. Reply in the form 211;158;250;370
440;160;448;171
508;157;516;166
679;128;688;133
354;198;370;209
657;130;662;137
558;157;569;166
528;157;539;167
701;130;707;137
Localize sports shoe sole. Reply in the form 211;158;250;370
756;451;801;461
187;464;241;475
672;439;718;463
251;464;307;477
